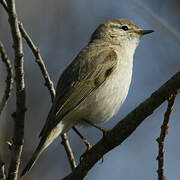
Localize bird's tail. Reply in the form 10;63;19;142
20;119;66;177
20;116;72;177
20;138;46;177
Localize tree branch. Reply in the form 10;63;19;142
18;23;55;102
18;23;77;171
0;159;6;180
0;0;8;12
61;134;77;170
0;41;13;116
63;71;180;180
5;0;26;179
0;0;55;102
0;0;76;172
156;93;177;180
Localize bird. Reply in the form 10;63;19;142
21;19;153;176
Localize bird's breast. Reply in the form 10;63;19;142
79;57;133;124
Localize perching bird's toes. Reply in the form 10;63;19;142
79;139;93;162
101;128;111;137
83;139;93;151
72;126;93;150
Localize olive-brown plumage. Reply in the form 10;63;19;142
21;19;153;177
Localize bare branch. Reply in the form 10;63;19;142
18;23;55;102
0;1;55;102
5;0;26;179
0;42;13;116
156;93;177;180
63;71;180;180
0;0;8;12
61;134;77;170
18;23;77;170
1;0;76;172
0;159;6;180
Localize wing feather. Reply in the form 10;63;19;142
39;47;118;137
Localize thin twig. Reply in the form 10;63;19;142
5;0;26;179
0;0;8;12
61;134;76;170
0;0;76;172
18;23;55;102
63;71;180;180
0;0;55;102
18;23;77;171
0;42;13;179
156;93;177;180
0;159;6;180
0;42;13;116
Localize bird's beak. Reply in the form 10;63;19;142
137;30;154;35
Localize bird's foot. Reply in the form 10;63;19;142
83;138;93;151
101;128;111;137
72;126;93;150
79;139;93;162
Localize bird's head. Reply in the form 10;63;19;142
90;19;154;49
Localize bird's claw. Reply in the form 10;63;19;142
83;139;93;151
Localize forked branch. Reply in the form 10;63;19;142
5;0;26;179
0;0;76;172
18;23;76;171
156;93;177;180
0;42;13;116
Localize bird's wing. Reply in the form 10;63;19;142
39;47;118;137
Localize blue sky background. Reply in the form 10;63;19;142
0;0;180;179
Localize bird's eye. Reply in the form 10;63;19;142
121;26;128;31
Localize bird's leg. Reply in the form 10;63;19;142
79;119;110;162
81;118;111;137
72;126;93;150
